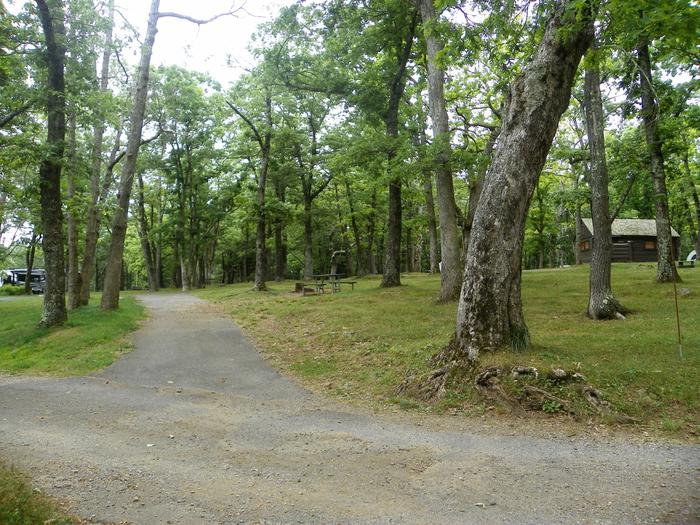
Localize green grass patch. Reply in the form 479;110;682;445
0;294;145;376
0;461;77;525
194;265;699;438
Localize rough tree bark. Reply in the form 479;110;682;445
637;39;680;283
101;0;160;309
417;0;461;299
35;0;67;327
583;48;626;319
381;14;417;288
454;0;595;360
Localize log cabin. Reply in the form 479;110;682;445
579;218;681;263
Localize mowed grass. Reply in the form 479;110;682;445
195;264;699;438
0;294;144;376
0;461;77;525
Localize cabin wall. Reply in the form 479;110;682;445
579;234;681;263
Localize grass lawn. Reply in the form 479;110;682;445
194;263;699;439
0;294;144;376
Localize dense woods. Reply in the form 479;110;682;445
1;0;698;358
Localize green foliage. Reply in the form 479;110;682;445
0;294;144;376
0;286;25;297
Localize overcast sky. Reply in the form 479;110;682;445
121;0;294;85
7;0;295;86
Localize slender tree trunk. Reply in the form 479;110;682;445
303;198;314;279
35;0;67;327
253;97;272;292
65;112;81;309
79;0;114;306
273;179;286;281
137;172;158;292
367;190;378;274
454;0;594;360
274;223;285;281
381;14;416;288
584;51;625;319
101;0;160;309
637;39;680;283
574;174;583;265
24;231;37;295
681;153;700;257
345;180;366;276
422;175;439;274
418;0;460;300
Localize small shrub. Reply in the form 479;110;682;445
0;285;25;297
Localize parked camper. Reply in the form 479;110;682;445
0;268;46;294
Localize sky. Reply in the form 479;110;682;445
6;0;295;86
119;0;294;85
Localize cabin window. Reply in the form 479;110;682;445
580;241;590;251
644;240;656;250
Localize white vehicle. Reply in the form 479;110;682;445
687;250;697;262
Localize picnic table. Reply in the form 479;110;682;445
311;273;345;293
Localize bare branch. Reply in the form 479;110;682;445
226;100;264;150
157;10;238;25
0;100;34;129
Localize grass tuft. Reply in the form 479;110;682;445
0;461;76;525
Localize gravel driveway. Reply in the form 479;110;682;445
0;293;697;524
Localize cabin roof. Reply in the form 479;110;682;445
582;218;680;238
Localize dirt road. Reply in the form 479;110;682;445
1;293;697;524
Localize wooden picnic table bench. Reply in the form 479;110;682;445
678;260;695;268
295;274;357;295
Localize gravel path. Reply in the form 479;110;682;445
1;293;698;524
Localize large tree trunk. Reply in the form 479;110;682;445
65;112;81;309
35;0;67;327
381;14;416;288
454;0;594;360
584;51;626;319
637;40;680;283
101;0;160;309
79;0;114;306
418;0;461;300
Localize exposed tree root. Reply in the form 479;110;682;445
396;351;638;424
